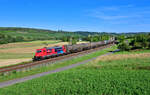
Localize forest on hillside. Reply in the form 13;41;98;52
0;27;149;44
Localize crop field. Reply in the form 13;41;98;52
0;50;150;95
94;52;150;62
0;40;67;67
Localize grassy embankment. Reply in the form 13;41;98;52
0;45;117;82
0;49;150;95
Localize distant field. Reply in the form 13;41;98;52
0;50;149;95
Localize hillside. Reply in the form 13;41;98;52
0;27;113;38
0;27;84;44
0;27;83;40
0;27;149;44
0;27;112;44
0;27;149;38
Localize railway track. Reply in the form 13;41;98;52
0;43;114;74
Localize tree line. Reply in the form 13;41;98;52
60;35;112;45
117;34;150;51
0;33;55;44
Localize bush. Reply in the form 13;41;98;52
148;43;150;49
124;34;150;51
71;38;77;45
132;42;142;49
142;41;149;49
118;42;131;51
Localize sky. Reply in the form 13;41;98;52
0;0;150;33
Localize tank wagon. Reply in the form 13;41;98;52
33;40;114;61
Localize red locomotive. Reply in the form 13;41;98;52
33;40;115;61
33;46;66;61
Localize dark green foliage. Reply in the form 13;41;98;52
117;35;126;43
86;35;111;42
71;37;77;45
15;36;24;42
0;33;25;44
118;42;131;51
118;34;150;51
131;34;150;49
61;36;70;42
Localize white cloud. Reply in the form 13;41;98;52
87;5;150;20
93;14;132;20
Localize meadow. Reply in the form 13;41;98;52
0;48;150;95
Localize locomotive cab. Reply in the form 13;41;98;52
33;48;47;61
33;46;67;61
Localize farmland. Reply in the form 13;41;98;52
0;50;150;95
0;40;89;67
0;40;66;67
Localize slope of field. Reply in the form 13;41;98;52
0;51;150;95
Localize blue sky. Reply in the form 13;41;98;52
0;0;150;33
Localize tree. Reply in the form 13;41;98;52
16;36;24;42
118;42;131;51
69;37;77;45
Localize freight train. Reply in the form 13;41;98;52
33;40;115;61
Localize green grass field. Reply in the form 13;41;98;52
0;47;150;95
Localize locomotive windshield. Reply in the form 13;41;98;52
36;50;42;53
